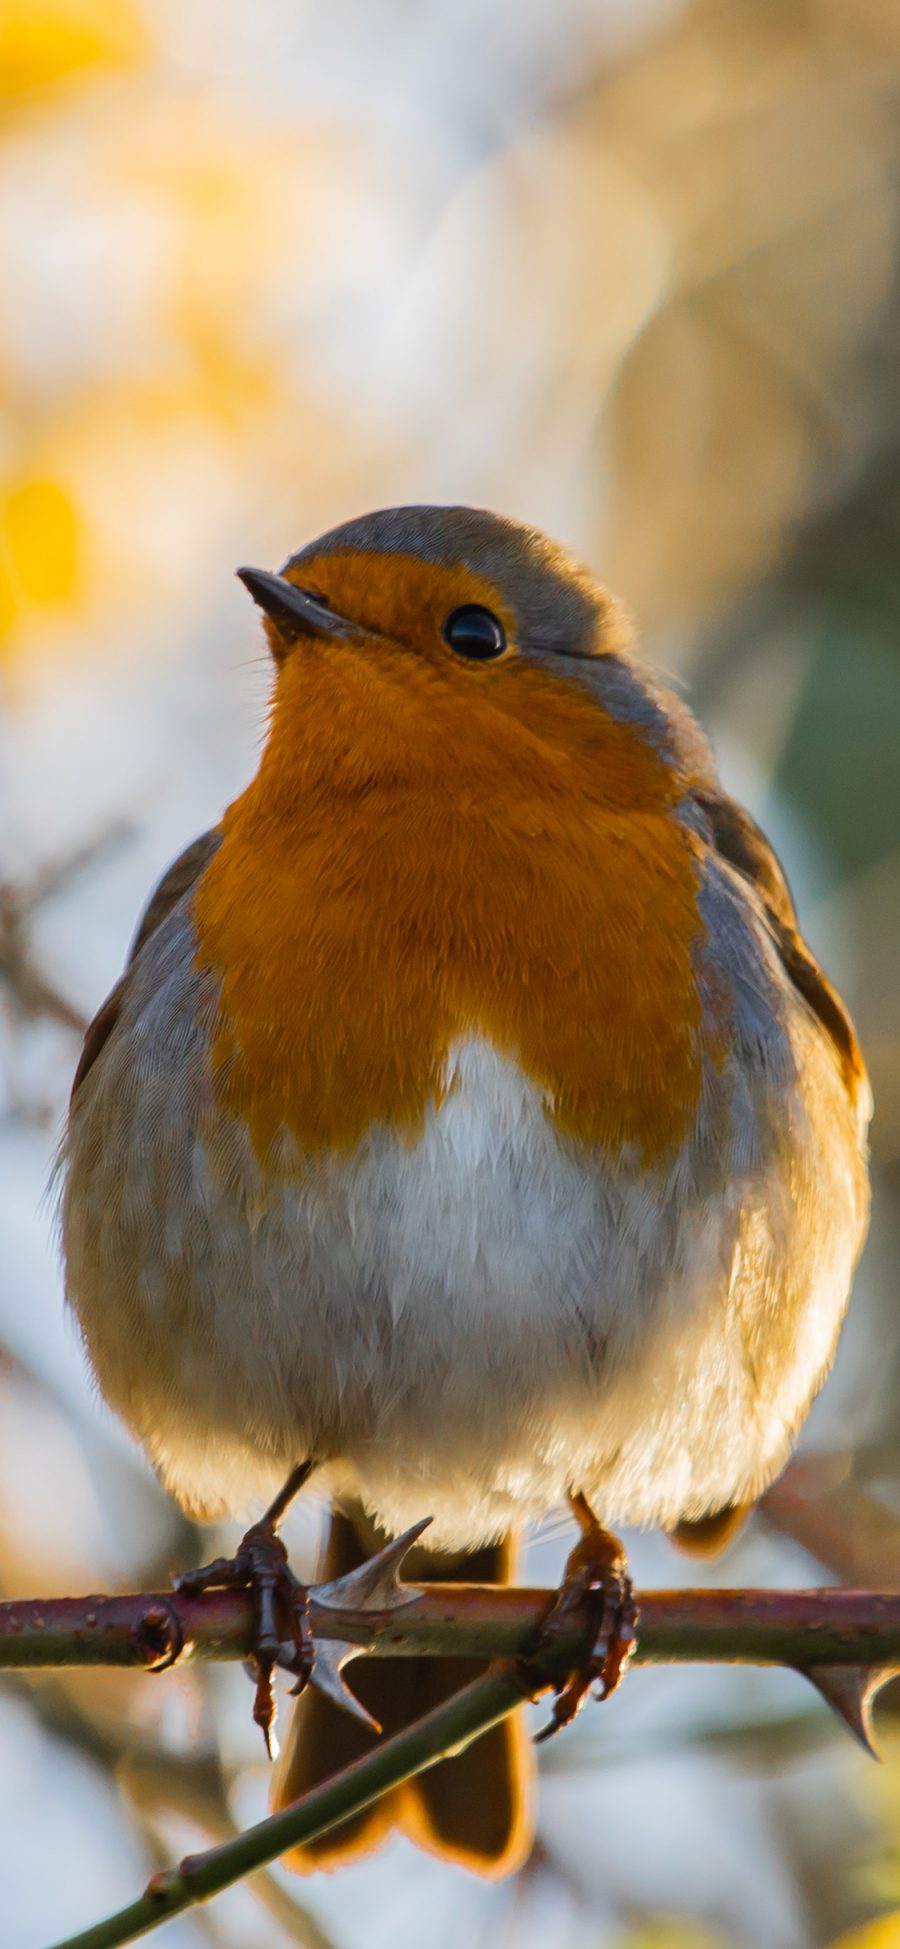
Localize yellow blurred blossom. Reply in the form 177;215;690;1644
829;1916;900;1949
619;1925;732;1949
0;0;144;99
0;475;81;644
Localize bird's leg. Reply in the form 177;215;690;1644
174;1460;314;1757
534;1491;637;1742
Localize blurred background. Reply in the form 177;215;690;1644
2;1;900;1944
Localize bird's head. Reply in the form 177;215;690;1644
237;505;711;809
239;502;626;670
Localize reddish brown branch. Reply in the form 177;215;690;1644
2;1581;899;1673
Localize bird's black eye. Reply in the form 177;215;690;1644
443;605;507;661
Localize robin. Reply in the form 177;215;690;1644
60;505;870;1877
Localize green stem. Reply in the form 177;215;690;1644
46;1660;535;1949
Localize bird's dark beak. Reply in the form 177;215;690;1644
236;566;357;649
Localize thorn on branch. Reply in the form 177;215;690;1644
801;1662;900;1758
314;1515;432;1614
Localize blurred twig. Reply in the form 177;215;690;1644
763;1461;900;1587
0;875;87;1033
0;819;132;1035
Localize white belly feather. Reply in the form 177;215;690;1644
62;897;865;1549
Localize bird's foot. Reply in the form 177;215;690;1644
534;1492;637;1742
175;1519;312;1759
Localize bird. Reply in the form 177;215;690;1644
60;503;870;1878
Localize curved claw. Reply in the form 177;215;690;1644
533;1495;638;1742
254;1665;281;1760
174;1520;311;1761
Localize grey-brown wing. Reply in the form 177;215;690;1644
695;789;865;1100
70;829;220;1103
671;791;867;1558
126;830;221;964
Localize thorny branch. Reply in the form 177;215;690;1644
3;1577;900;1691
2;1521;897;1949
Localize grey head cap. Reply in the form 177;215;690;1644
282;504;713;773
283;504;619;663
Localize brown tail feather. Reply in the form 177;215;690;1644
273;1507;533;1877
668;1500;753;1557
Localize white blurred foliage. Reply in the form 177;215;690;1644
0;1694;207;1948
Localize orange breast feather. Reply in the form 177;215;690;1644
192;634;706;1163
